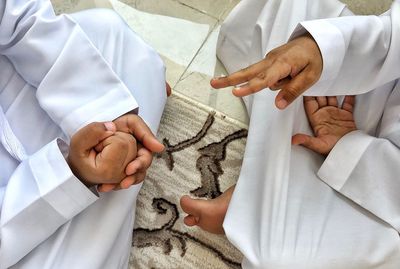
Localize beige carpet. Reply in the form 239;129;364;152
129;92;246;268
341;0;392;15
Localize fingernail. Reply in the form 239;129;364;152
277;99;288;109
104;122;115;131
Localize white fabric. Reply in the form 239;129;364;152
0;107;27;161
0;2;166;268
218;0;400;268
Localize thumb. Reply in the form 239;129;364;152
180;196;202;217
292;133;327;155
116;115;164;153
71;122;116;153
180;195;201;226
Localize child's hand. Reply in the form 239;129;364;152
210;33;322;109
96;114;165;192
113;114;164;153
67;122;137;187
292;96;357;155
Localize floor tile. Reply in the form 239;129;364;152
52;0;248;124
121;0;218;26
177;0;240;20
51;0;111;14
341;0;392;15
175;25;249;124
110;0;213;88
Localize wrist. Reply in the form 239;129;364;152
66;155;96;188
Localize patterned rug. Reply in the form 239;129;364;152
129;92;247;268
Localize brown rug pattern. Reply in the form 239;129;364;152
130;92;247;269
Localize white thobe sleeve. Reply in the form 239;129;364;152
0;0;141;267
0;0;139;137
0;139;98;268
289;0;400;96
317;83;400;232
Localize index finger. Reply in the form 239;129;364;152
125;145;152;175
342;95;355;113
114;115;164;153
210;60;270;89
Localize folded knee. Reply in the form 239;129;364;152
92;9;126;32
71;8;127;35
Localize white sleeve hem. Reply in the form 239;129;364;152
59;87;138;138
29;138;98;219
317;130;373;190
0;139;98;267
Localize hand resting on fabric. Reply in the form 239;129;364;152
292;96;357;155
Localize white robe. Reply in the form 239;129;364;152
218;0;400;268
0;1;166;268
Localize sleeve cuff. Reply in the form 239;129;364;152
0;138;98;267
59;87;139;139
317;130;373;190
289;20;346;95
28;138;98;219
34;18;140;138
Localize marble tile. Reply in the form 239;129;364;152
161;56;187;89
340;0;393;15
110;0;212;88
174;25;249;124
177;0;240;20
174;60;249;124
121;0;218;27
51;0;112;14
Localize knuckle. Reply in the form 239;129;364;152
249;86;258;93
87;122;102;131
100;167;113;179
226;76;235;85
265;50;277;59
240;66;254;81
114;136;129;148
257;72;266;80
305;70;318;84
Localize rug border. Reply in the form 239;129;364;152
170;91;249;130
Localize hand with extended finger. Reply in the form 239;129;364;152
292;96;357;155
211;33;322;109
67;122;137;187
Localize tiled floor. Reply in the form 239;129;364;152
51;0;249;124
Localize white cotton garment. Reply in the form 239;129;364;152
218;0;400;268
0;1;166;268
0;107;27;161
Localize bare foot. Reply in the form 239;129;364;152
180;185;235;234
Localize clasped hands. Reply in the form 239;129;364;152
211;34;357;155
66;84;171;192
67;114;164;192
